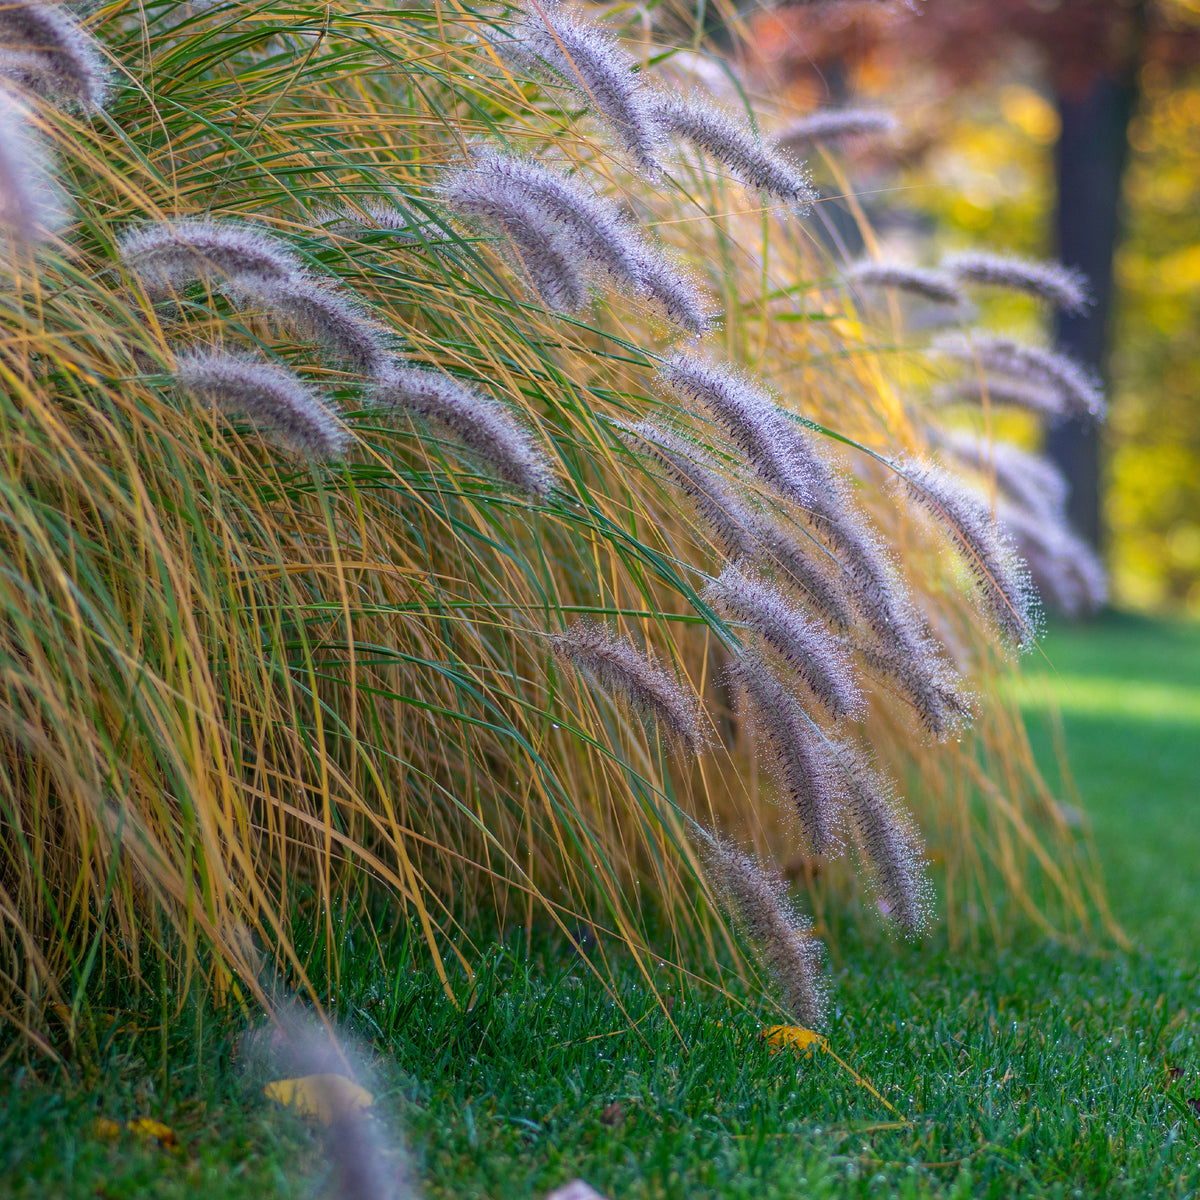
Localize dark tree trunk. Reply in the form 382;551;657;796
1049;33;1144;550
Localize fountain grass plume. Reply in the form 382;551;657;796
550;622;705;755
0;89;60;240
658;355;833;506
935;431;1070;519
898;458;1040;650
858;639;974;740
651;93;814;205
223;276;392;375
371;365;555;499
777;108;898;152
727;652;844;856
466;147;643;282
935;332;1105;419
174;350;350;460
695;827;828;1029
706;567;864;721
998;501;1107;618
0;1;107;111
506;1;660;171
835;745;933;936
844;259;963;307
629;243;717;334
118;220;306;295
943;251;1091;314
621;421;757;558
442;165;590;313
930;375;1067;419
744;515;858;635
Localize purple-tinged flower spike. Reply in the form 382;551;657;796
0;2;108;112
930;375;1066;419
0;90;60;240
620;421;756;559
628;243;717;335
174;350;349;460
934;430;1069;520
776;108;898;153
857;639;974;740
934;332;1105;419
694;826;828;1029
658;355;833;506
442;165;590;313
650;93;814;205
118;220;306;297
743;515;858;636
223;276;391;376
466;147;643;283
371;366;555;499
706;568;863;722
942;251;1091;315
897;458;1040;650
844;259;963;307
835;745;933;937
727;653;844;857
550;622;705;755
508;2;660;171
997;501;1107;619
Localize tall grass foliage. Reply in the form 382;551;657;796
0;0;1117;1054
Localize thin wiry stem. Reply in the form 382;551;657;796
658;355;833;506
370;365;555;499
0;1;108;111
118;220;306;295
728;653;843;857
442;165;590;313
695;826;828;1029
777;108;898;152
706;568;863;721
844;259;963;307
943;251;1091;314
550;622;705;755
174;350;349;460
651;93;814;204
898;458;1040;650
935;332;1105;419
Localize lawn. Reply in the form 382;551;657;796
2;617;1198;1200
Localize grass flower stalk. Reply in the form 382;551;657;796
0;1;107;111
943;251;1091;314
844;259;963;307
777;108;898;152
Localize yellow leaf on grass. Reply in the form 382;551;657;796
94;1118;123;1140
761;1025;825;1056
265;1074;373;1125
127;1118;178;1147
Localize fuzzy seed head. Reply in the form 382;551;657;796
371;366;555;499
0;1;108;111
998;501;1107;618
0;89;60;240
777;108;898;151
930;375;1066;419
943;251;1091;315
629;243;717;334
858;639;974;740
550;622;705;754
727;653;844;856
844;259;964;307
707;567;863;721
442;165;591;313
898;458;1040;650
935;332;1105;419
658;356;832;506
174;350;349;460
223;276;391;375
696;827;828;1028
119;220;306;296
935;431;1069;520
651;93;815;205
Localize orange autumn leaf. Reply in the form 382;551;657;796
264;1073;374;1125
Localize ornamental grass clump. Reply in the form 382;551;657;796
0;0;1119;1048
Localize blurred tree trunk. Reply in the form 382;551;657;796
1049;37;1144;550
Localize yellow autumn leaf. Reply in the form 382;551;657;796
761;1025;826;1056
264;1073;373;1125
94;1118;123;1140
126;1118;178;1147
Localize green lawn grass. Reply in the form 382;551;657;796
3;617;1199;1199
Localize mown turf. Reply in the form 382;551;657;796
2;617;1199;1199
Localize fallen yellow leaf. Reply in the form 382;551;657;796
126;1118;178;1147
94;1118;123;1140
264;1073;373;1125
761;1025;825;1056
